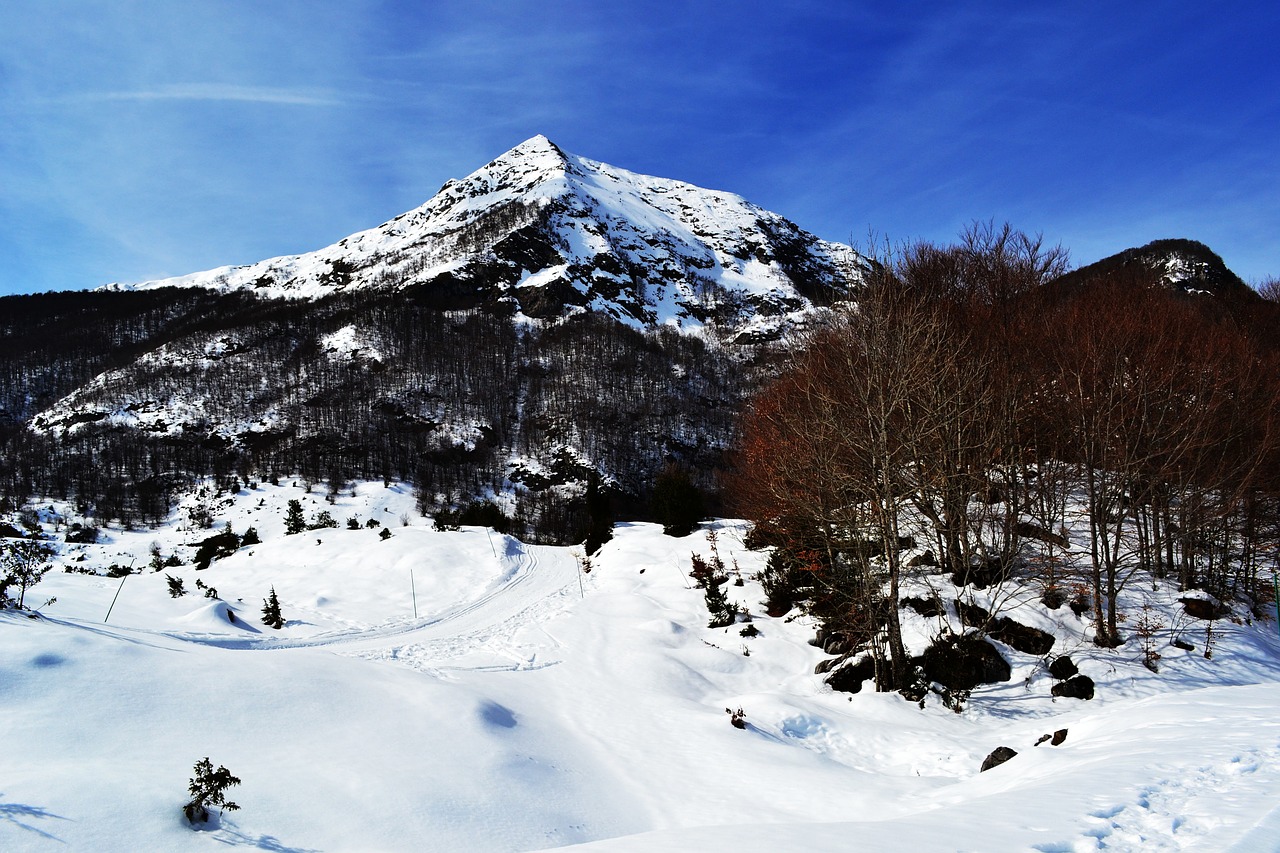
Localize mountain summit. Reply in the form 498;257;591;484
111;135;860;339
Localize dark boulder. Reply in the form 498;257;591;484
1034;728;1069;747
814;656;841;675
980;746;1018;772
1040;587;1068;609
1014;521;1070;549
1048;655;1078;680
901;595;944;618
959;602;1055;656
906;550;937;568
1051;675;1095;700
957;601;991;626
919;635;1011;692
992;620;1054;656
1180;596;1229;620
951;559;1012;590
823;636;852;656
826;655;876;694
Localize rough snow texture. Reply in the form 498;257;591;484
5;482;1280;851
104;135;862;338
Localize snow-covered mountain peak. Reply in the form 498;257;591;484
105;136;861;339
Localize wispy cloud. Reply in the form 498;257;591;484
73;83;342;106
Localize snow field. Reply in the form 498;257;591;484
4;482;1280;851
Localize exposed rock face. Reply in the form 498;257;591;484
981;746;1018;772
1048;655;1078;680
919;635;1011;691
1180;596;1229;620
1052;675;1095;700
825;655;877;694
958;602;1055;655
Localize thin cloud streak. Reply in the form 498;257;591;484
69;84;343;107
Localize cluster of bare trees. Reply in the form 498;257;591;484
734;225;1280;689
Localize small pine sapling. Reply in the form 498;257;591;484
166;574;186;598
184;757;240;824
379;527;393;541
261;586;284;629
726;707;747;729
691;535;738;628
1135;603;1163;672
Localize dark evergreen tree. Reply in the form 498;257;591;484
183;757;241;824
651;465;705;537
166;574;186;598
261;586;284;629
582;471;613;555
284;500;306;535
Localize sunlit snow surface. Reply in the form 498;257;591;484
4;482;1280;852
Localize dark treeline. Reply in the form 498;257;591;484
735;225;1280;691
0;284;750;543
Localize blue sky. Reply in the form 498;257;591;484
2;1;1278;296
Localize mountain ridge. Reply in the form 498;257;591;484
106;135;862;341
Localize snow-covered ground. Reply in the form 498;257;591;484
4;482;1280;852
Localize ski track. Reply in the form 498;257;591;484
61;539;584;675
1034;740;1280;852
345;542;586;674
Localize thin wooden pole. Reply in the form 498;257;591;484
104;573;128;623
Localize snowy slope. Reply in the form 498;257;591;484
104;136;861;336
5;482;1280;852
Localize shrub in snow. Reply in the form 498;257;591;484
379;527;393;541
262;587;284;629
309;510;338;530
193;526;240;570
64;523;99;544
1;539;55;609
240;526;261;547
183;757;240;824
691;545;737;629
347;516;361;530
166;574;186;598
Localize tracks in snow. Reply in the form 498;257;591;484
137;539;586;673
